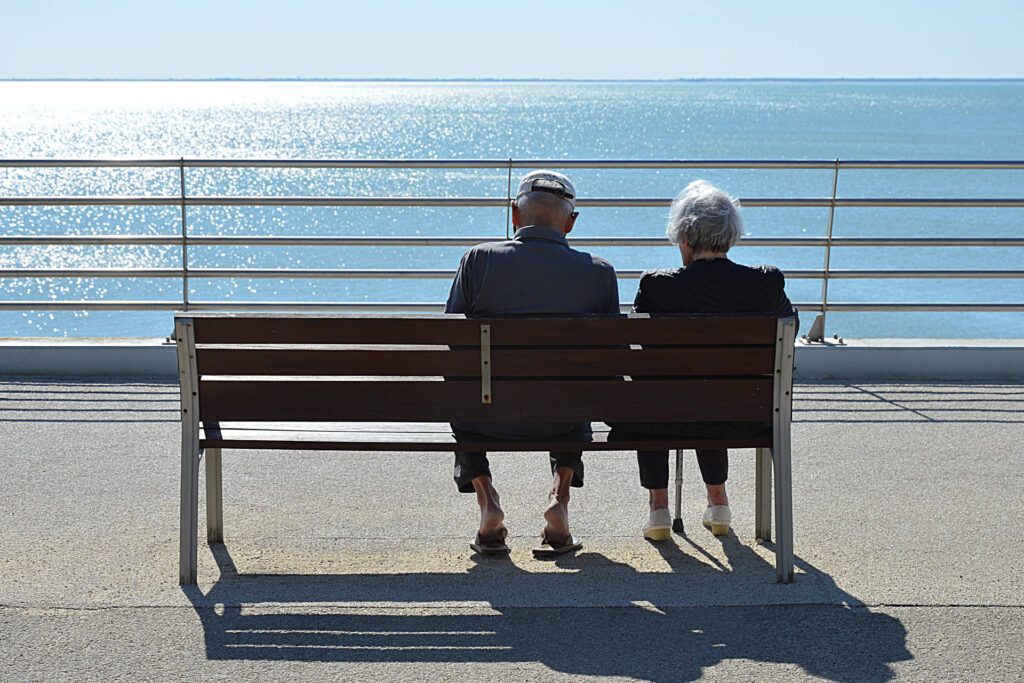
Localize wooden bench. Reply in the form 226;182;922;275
175;312;797;584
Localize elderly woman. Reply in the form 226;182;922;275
622;180;796;540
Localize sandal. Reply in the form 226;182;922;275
532;530;582;557
470;526;510;555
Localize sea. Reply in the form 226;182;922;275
1;80;1022;338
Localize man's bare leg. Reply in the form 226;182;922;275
543;466;574;546
649;488;669;511
471;475;505;542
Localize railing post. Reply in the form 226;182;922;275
806;158;839;342
179;158;189;311
505;158;513;239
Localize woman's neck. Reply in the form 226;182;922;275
680;243;729;266
688;250;728;265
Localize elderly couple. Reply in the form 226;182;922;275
446;170;795;557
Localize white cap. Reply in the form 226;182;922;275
515;169;576;208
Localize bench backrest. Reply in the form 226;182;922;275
175;313;796;426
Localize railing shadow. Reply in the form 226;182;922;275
793;382;1024;424
0;378;180;422
182;540;910;682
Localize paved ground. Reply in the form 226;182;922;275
1;379;1022;681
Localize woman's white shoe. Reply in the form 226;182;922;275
643;508;673;541
702;505;732;535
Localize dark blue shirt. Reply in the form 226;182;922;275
445;225;619;316
445;224;619;439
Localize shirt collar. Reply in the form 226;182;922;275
513;225;569;245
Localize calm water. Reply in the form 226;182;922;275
1;80;1022;338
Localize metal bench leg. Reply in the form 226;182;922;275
179;437;200;585
770;316;796;583
176;316;201;585
755;447;772;542
205;447;223;543
672;449;684;532
772;437;794;583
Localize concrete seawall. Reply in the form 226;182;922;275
2;337;1024;380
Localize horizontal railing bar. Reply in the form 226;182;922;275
834;199;1024;208
835;161;1024;170
802;270;1024;278
793;237;1024;247
0;235;185;246
4;268;1023;280
3;196;1024;208
0;301;455;311
4;235;1024;248
813;303;1024;312
0;267;546;279
1;197;179;206
0;159;186;168
2;235;1024;248
0;301;449;311
1;300;1022;313
0;268;458;278
0;268;183;278
3;158;1024;170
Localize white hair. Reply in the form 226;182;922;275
665;180;743;253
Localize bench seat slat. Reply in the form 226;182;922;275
195;346;775;377
198;378;773;423
199;422;772;451
192;314;777;346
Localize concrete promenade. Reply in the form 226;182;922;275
1;379;1022;681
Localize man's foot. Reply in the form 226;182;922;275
478;499;505;545
543;491;570;548
478;515;505;545
542;465;574;547
473;477;505;545
471;526;510;555
532;528;582;557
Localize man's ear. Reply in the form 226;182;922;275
511;201;520;228
563;211;578;236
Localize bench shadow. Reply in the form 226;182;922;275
182;539;911;682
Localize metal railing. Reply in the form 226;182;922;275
2;158;1023;340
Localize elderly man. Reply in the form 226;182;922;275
445;170;619;557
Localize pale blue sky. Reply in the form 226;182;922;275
2;0;1022;79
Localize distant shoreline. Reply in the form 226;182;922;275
2;77;1023;83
